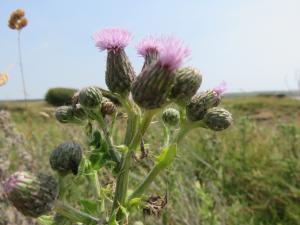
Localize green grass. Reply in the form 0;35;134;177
2;95;300;225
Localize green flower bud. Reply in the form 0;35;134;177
101;97;117;116
79;86;102;109
203;107;233;131
106;49;136;96
55;106;86;124
131;63;175;109
186;91;221;121
4;171;58;218
162;108;180;127
169;67;202;103
49;141;82;175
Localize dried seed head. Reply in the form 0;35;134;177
203;107;233;131
8;9;27;31
17;17;28;29
143;195;167;217
4;171;58;218
49;141;83;175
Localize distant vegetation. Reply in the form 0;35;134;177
45;87;77;106
1;96;300;225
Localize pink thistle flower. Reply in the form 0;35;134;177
136;36;161;57
93;28;132;51
158;36;190;72
213;81;227;97
4;172;23;194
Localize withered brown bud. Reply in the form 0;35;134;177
17;18;28;29
101;97;116;116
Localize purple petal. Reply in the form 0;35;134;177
93;28;132;51
213;81;227;97
158;36;190;72
136;36;161;57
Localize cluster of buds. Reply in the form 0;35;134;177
3;27;233;224
8;9;28;30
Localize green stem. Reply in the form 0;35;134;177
163;124;170;146
129;109;157;150
95;113;121;164
109;111;118;135
111;109;157;221
111;99;140;218
89;170;101;200
54;201;99;225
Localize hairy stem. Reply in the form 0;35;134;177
54;201;99;224
95;113;121;164
111;100;140;216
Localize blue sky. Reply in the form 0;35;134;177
1;0;300;100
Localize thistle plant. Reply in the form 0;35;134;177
4;28;233;225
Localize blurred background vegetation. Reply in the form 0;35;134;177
1;93;300;225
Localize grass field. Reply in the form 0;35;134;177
1;95;300;225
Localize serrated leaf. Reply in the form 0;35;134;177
120;205;129;224
128;197;142;208
80;199;99;215
156;144;177;168
108;212;119;225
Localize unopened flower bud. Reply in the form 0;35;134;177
55;106;85;124
162;108;180;127
203;107;232;131
49;141;83;175
79;86;102;109
186;91;220;121
55;106;74;123
4;171;58;218
93;28;135;96
132;37;189;109
101;97;116;116
169;67;202;103
186;82;227;122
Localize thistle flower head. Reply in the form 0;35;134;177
213;81;227;97
158;37;190;72
4;171;58;217
50;141;83;176
93;28;132;51
136;36;161;57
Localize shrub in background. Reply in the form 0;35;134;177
45;87;77;106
